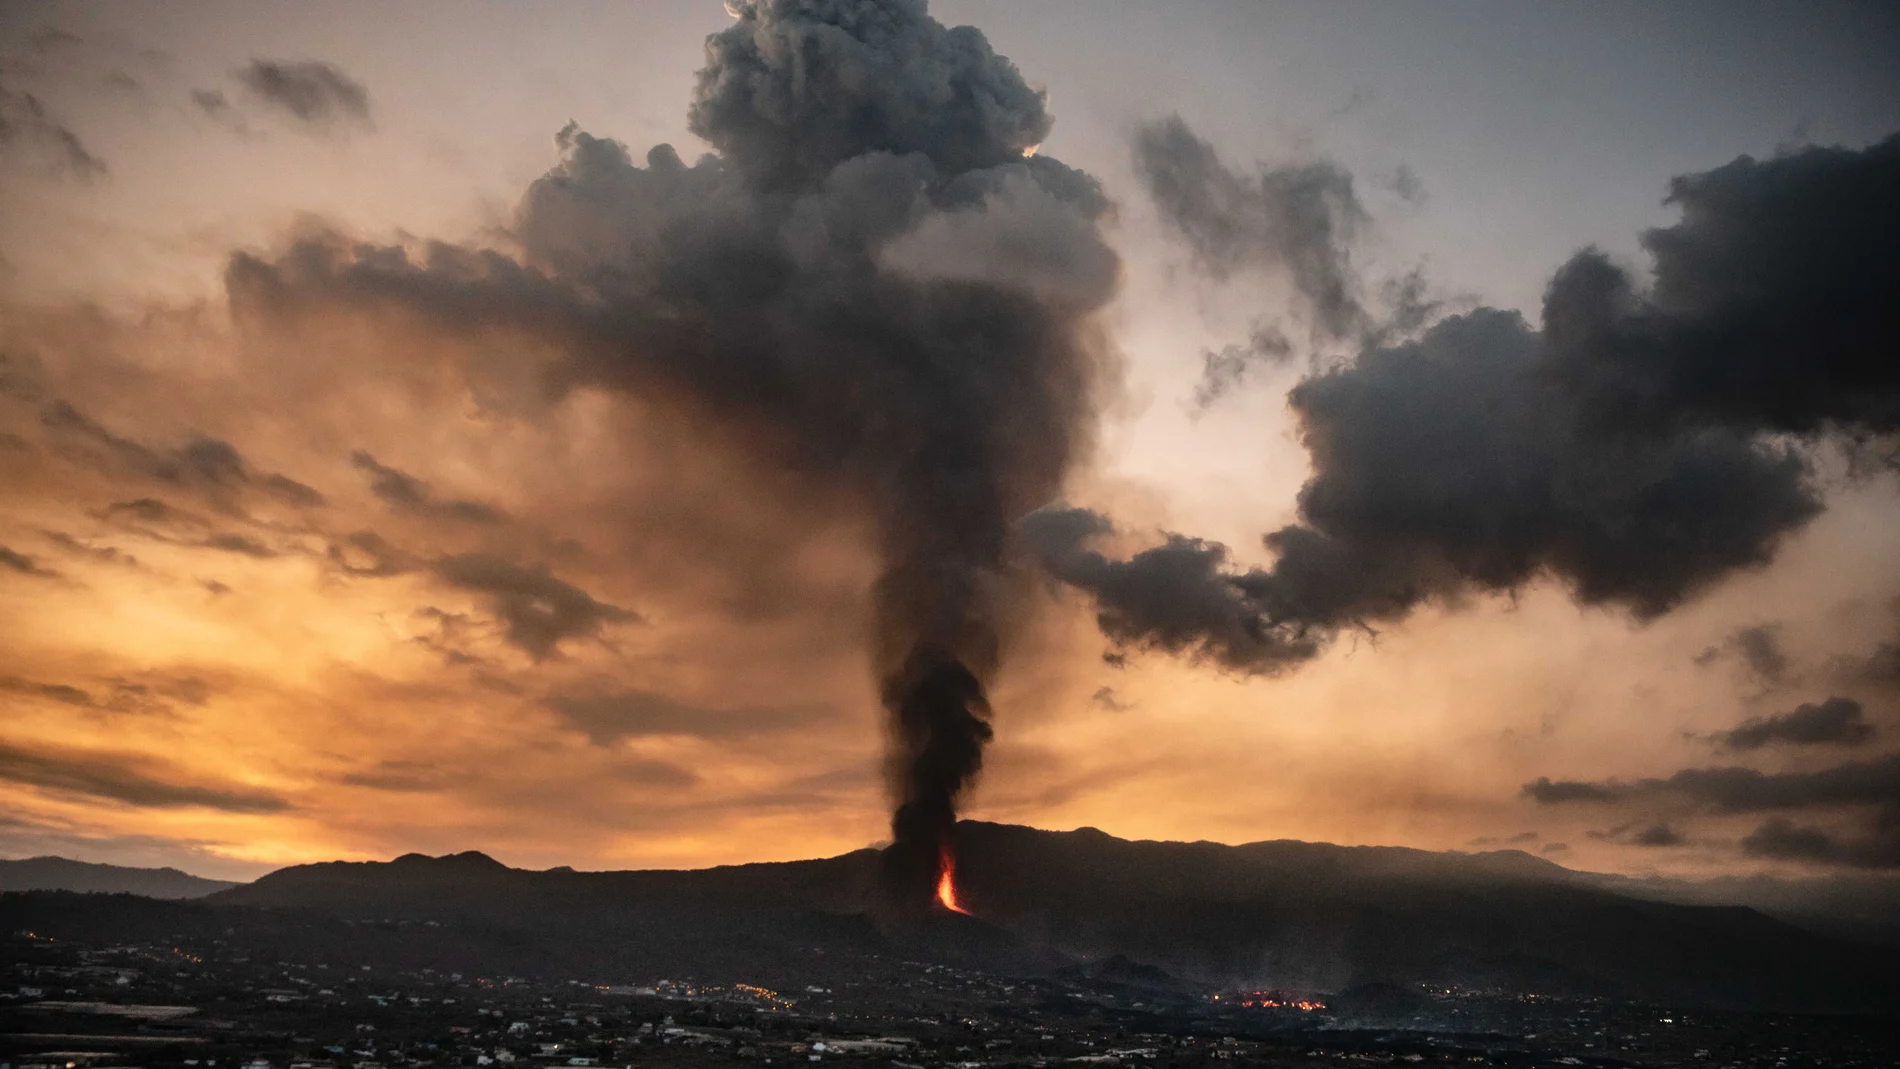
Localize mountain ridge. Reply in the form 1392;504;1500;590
0;855;241;898
181;820;1899;1013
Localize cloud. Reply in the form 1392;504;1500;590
0;676;92;707
434;554;635;660
237;59;371;131
326;530;414;578
1741;817;1900;870
1526;753;1900;813
41;400;325;509
42;531;139;569
0;74;107;181
1697;623;1791;685
0;546;60;579
0;739;288;813
1715;697;1874;751
548;689;830;745
1592;821;1686;848
98;496;286;559
1523;777;1623;804
0;673;207;716
337;759;442;793
350;451;506;524
1034;131;1900;675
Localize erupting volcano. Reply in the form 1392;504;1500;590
935;847;970;914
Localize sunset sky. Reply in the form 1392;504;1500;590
2;0;1898;883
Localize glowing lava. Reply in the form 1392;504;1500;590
935;847;970;914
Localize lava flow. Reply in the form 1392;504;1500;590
935;847;970;914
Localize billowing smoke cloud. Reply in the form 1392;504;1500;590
1133;115;1367;340
223;0;1118;904
1030;129;1900;674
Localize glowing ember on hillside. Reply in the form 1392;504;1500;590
1216;990;1327;1011
936;847;969;914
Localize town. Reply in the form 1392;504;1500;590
4;924;1893;1069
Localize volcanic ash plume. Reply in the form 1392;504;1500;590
223;0;1120;905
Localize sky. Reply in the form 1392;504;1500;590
1;0;1897;884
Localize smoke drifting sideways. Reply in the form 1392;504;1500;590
223;0;1120;906
1024;130;1900;674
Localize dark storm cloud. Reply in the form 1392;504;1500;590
1741;817;1900;870
548;689;830;745
1134;114;1368;340
226;0;1119;904
237;59;371;130
434;554;635;660
350;451;507;524
0;739;288;813
1526;753;1900;813
1040;132;1900;673
0;546;60;579
1716;697;1875;751
0;74;107;181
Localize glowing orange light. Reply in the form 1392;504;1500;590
936;846;969;914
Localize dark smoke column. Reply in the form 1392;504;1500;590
689;0;1118;907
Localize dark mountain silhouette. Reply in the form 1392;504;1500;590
0;855;240;898
5;823;1895;1013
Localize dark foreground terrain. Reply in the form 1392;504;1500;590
2;922;1895;1069
4;822;1896;1068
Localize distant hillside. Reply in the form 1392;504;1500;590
4;826;1893;1012
0;855;241;898
199;821;1900;1012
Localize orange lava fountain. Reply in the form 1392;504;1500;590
935;846;970;914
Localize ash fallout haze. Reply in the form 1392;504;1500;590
4;0;1900;1048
